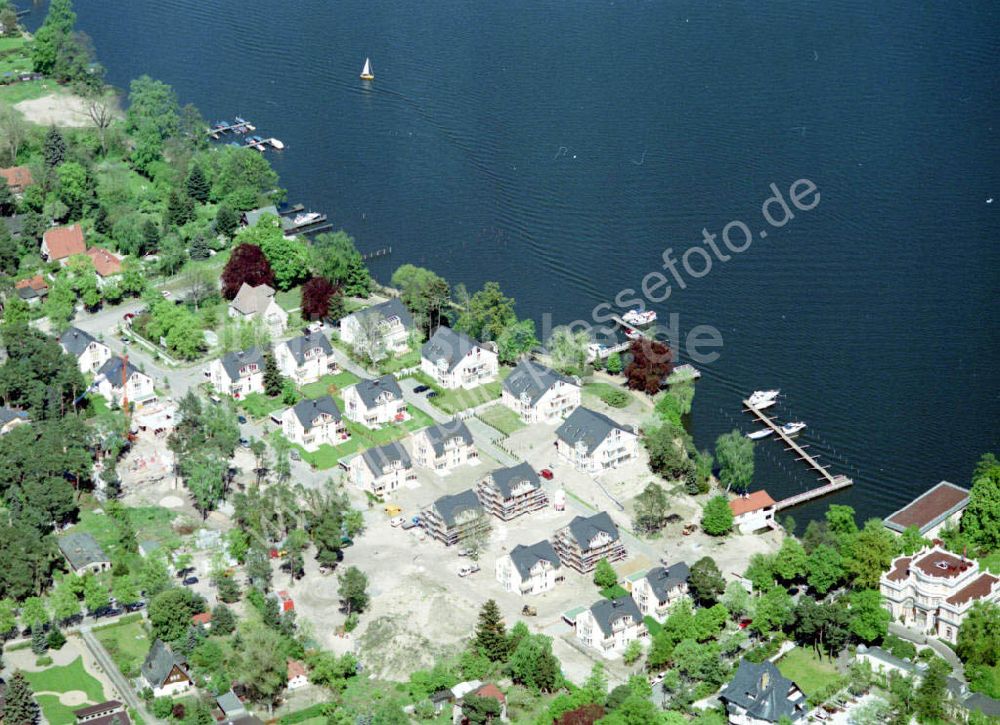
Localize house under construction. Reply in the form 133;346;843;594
476;462;549;521
420;489;489;546
553;511;627;573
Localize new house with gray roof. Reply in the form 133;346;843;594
95;356;155;406
340;298;415;358
555;407;638;473
349;441;415;496
59;326;112;374
281;396;347;452
342;374;408;429
553;511;627;573
720;659;808;725
412;419;477;473
0;406;29;435
141;639;192;698
495;539;562;595
209;347;266;399
575;595;648;656
476;462;548;520
276;332;337;384
58;532;111;574
421;489;488;546
630;562;690;622
420;327;498;390
501;360;581;424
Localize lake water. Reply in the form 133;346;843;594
27;0;1000;522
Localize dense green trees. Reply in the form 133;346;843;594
701;495;733;536
337;566;369;616
962;453;1000;552
688;557;726;605
391;263;450;334
149;587;206;642
0;324;86;418
715;429;754;494
957;601;1000;669
593;559;618;590
633;482;670;534
1;670;40;725
311;231;373;297
474;599;509;662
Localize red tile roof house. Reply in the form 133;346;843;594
15;275;49;304
452;682;507;723
191;611;212;629
0;166;34;194
287;659;309;690
41;223;86;265
728;490;778;534
883;481;971;538
85;246;123;286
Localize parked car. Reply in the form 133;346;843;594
426;390;439;398
122;312;136;322
124;601;146;612
176;567;194;579
540;468;554;480
290;449;301;461
458;564;481;577
237;415;247;424
521;605;537;617
649;671;667;686
161;290;171;299
413;384;430;393
457;547;471;557
182;576;199;586
389;516;405;527
239;438;250;448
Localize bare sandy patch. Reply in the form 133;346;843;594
58;690;88;706
159;495;184;508
14;93;93;127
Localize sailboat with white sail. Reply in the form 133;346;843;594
360;57;374;81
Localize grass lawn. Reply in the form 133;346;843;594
275;286;302;312
285;403;434;470
476;405;526;436
0;78;55;104
238;392;287;419
0;36;29;53
600;584;628;599
25;657;107;724
980;549;1000;575
583;382;632;408
72;507;178;569
643;616;663;636
300;371;362;399
776;647;839;696
94;616;152;679
376;348;422;375
412;371;507;415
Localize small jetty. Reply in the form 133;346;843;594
207;118;255;138
277;205;332;236
361;247;392;261
743;397;853;510
667;364;701;383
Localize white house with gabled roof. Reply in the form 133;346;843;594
501;359;580;424
554;407;637;473
275;332;337;384
281;396;348;451
59;326;112;375
412;419;477;473
339;298;415;357
348;441;415;495
209;347;265;399
342;374;408;429
421;327;498;390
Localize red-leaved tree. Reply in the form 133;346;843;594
624;338;673;395
300;276;343;320
221;243;275;299
556;704;605;725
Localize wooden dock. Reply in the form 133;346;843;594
361;247;392;261
743;399;853;509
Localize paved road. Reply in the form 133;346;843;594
81;626;155;722
888;622;965;681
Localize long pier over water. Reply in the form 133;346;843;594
742;399;853;510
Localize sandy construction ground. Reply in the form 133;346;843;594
15;92;93;127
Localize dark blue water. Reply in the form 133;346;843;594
29;0;1000;521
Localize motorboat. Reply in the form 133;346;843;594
293;212;321;226
624;327;643;340
748;389;780;409
622;308;657;326
746;429;774;440
780;421;807;436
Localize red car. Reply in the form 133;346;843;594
540;468;554;480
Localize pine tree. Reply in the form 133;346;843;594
141;219;161;254
2;671;40;725
189;234;211;260
30;623;47;655
47;622;66;650
263;349;283;397
43;126;66;169
212;604;236;634
215;205;239;240
165;189;195;228
474;599;508;661
185;164;210;203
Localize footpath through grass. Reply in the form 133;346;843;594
25;656;107;725
775;646;839;696
476;405;526;435
412;371;507;415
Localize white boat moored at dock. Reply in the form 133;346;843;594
747;389;780;409
747;428;774;440
780;421;807;436
622;308;657;326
